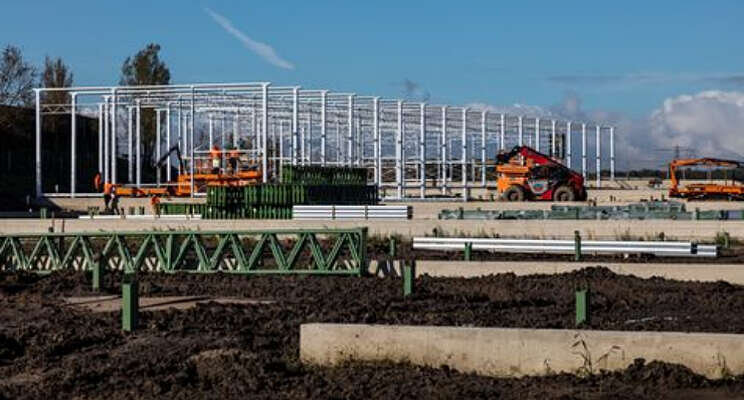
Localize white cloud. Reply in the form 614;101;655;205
204;8;295;70
648;91;744;159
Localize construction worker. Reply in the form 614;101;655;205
150;195;160;216
210;145;221;174
228;146;240;174
93;172;102;193
103;183;112;212
110;185;119;215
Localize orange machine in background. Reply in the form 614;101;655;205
668;158;744;200
108;145;261;197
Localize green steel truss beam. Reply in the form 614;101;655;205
0;228;368;275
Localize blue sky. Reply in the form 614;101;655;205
3;0;743;118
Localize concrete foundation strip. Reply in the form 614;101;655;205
300;323;744;379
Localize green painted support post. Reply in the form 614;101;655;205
724;232;731;249
403;260;415;297
359;227;368;277
389;237;397;258
574;230;582;261
576;288;589;326
464;242;472;261
122;275;139;332
92;261;103;292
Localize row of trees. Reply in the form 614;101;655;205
0;43;171;181
0;45;73;106
0;42;171;104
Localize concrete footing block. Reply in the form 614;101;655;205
300;323;744;379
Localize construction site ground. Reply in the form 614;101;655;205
4;184;744;240
2;268;744;399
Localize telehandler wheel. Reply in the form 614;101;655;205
553;186;575;202
502;185;525;201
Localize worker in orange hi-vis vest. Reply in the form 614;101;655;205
103;183;112;212
149;195;161;216
210;145;221;174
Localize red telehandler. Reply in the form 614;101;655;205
495;145;587;201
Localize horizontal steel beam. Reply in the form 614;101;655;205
293;205;412;220
0;228;368;275
413;237;718;258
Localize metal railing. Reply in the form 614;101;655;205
293;205;412;220
413;237;718;257
0;228;368;275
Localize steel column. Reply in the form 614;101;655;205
111;90;117;185
566;121;572;168
292;87;299;165
581;123;587;178
534;118;540;151
136;100;141;188
499;114;505;150
189;87;195;196
278;120;284;176
156;110;161;185
127;106;133;182
373;97;381;187
103;98;110;183
98;103;103;176
441;106;447;194
396;100;403;199
461;108;468;201
610;126;615;181
480;111;487;187
177;98;182;175
233;114;238;148
347;95;354;166
208;115;213;148
261;84;269;183
70;94;77;197
518;116;523;147
420;103;426;198
320;91;327;166
166;105;171;181
551;120;556;158
596;125;601;188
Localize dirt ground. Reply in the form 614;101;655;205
2;268;744;399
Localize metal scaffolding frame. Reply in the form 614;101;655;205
34;81;616;200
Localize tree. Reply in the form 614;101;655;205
40;56;73;105
119;43;171;182
0;44;36;107
119;43;170;86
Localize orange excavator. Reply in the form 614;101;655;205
668;158;744;200
106;145;261;197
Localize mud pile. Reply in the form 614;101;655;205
1;268;743;399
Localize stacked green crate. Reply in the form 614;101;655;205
161;166;379;219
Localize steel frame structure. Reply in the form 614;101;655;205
34;82;616;200
0;228;367;275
